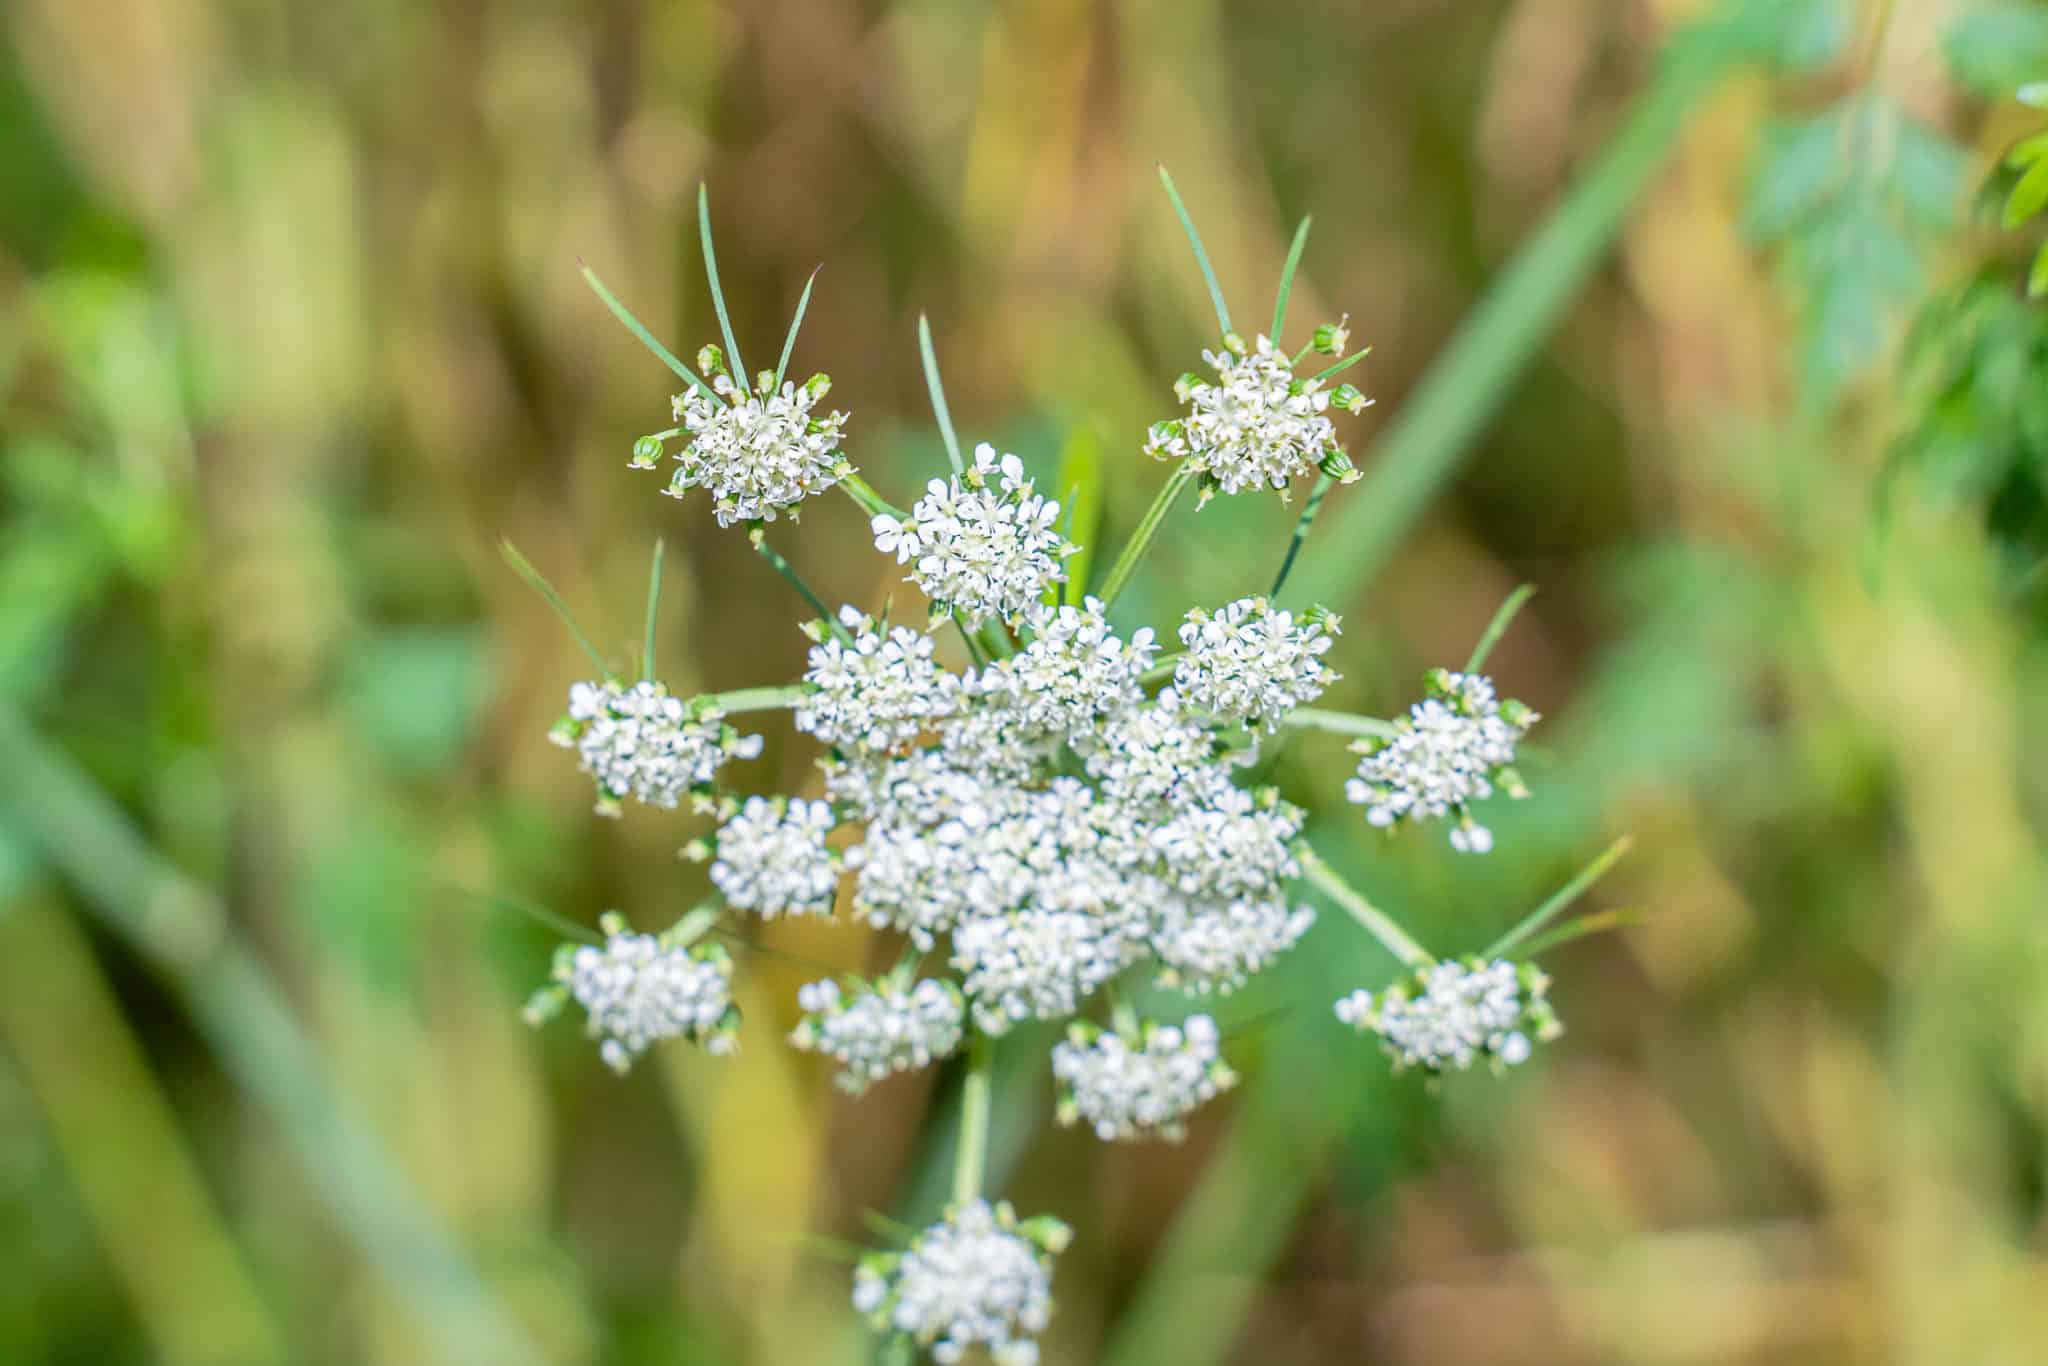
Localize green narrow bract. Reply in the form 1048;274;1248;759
698;183;749;388
918;314;965;475
1054;426;1105;602
774;267;820;394
1272;215;1312;341
499;538;610;677
580;262;721;403
1158;165;1233;337
642;536;666;679
1482;835;1634;959
1466;583;1536;673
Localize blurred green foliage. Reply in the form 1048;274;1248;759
5;1;2048;1364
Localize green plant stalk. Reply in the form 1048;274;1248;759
1286;18;1750;609
749;531;840;633
1466;583;1536;673
951;1033;995;1207
1269;473;1336;597
0;705;548;1366
1281;706;1400;740
698;683;808;714
1295;845;1431;967
839;470;906;521
1097;464;1197;607
1482;835;1634;959
642;536;666;678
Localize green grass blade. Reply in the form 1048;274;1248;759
1272;215;1312;342
698;183;749;387
1483;836;1634;959
1288;22;1747;607
642;536;666;679
1158;165;1233;336
774;267;820;393
918;314;965;475
1054;425;1105;602
1466;583;1536;673
499;538;610;677
580;261;720;403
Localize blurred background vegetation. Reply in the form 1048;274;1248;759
6;0;2048;1362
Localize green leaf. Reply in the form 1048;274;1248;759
2004;155;2048;227
1945;4;2048;97
2005;129;2048;169
1744;111;1844;242
2032;241;2048;298
1053;426;1105;602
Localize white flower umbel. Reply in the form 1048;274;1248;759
1052;1015;1236;1142
708;795;840;920
871;443;1071;627
1336;956;1561;1074
1345;668;1538;853
965;596;1156;743
1174;597;1340;730
791;974;966;1093
1075;691;1234;813
796;606;962;756
1150;786;1304;902
556;915;738;1073
1143;333;1360;500
633;359;849;526
550;680;763;817
1150;888;1316;994
953;903;1144;1034
853;1199;1070;1366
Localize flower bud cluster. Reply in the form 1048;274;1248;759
1335;956;1560;1073
792;974;966;1093
1345;668;1536;853
552;914;738;1073
550;680;762;816
796;606;961;755
1143;332;1360;500
1052;1015;1236;1142
633;356;848;526
853;1199;1069;1366
871;444;1072;627
708;795;840;919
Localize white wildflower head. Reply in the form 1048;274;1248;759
630;357;848;527
1150;888;1316;994
1336;956;1561;1074
953;903;1144;1035
1074;691;1233;812
550;680;763;817
871;443;1071;627
1174;597;1340;730
707;795;839;920
551;914;737;1073
1150;785;1304;901
963;596;1156;745
853;1199;1069;1366
791;973;966;1094
1143;332;1365;501
1345;668;1537;853
1052;1015;1236;1142
796;607;961;756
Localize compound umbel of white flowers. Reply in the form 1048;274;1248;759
514;175;1631;1363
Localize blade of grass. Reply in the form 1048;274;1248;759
1466;583;1536;673
1483;835;1634;959
1272;215;1312;342
579;261;720;403
499;538;610;677
774;267;820;393
642;536;666;679
918;314;965;475
1287;18;1751;608
1158;165;1233;337
1054;426;1105;603
0;705;549;1366
698;183;748;386
1518;906;1650;958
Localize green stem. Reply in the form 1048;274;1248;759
696;683;808;714
952;1033;995;1206
1269;473;1336;597
1139;651;1184;686
748;529;841;634
1296;845;1431;967
1482;835;1633;959
641;537;666;679
1281;706;1401;740
1307;349;1371;384
838;470;906;521
1097;464;1197;607
1466;583;1536;673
